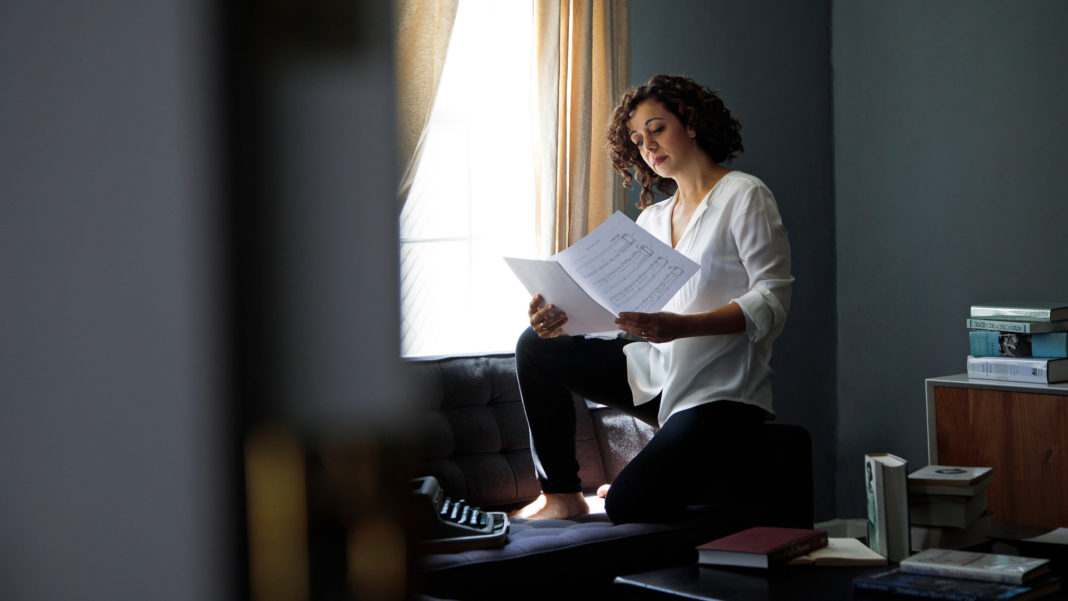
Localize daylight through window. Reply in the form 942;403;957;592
400;0;536;357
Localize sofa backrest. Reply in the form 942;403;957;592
409;354;656;509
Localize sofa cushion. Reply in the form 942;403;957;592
410;354;655;508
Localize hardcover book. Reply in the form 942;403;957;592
900;548;1051;585
908;489;989;529
854;567;1061;601
967;355;1068;384
866;453;911;562
969;331;1068;359
908;465;993;491
696;526;828;569
911;513;993;552
970;301;1068;323
966;318;1068;334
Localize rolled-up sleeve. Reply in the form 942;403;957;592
729;185;793;342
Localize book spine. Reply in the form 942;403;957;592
866;455;888;559
968;331;1032;357
970;306;1053;321
767;533;829;565
967;356;1049;383
853;577;995;601
968;331;1068;358
899;562;1020;585
966;318;1035;333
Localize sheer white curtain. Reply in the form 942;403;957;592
395;0;631;357
397;1;536;357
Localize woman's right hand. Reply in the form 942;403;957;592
528;294;568;338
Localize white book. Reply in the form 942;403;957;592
908;489;988;529
504;212;699;335
911;513;993;552
907;465;993;497
865;453;911;562
900;548;1050;585
967;355;1068;384
970;301;1068;322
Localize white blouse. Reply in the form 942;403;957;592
622;171;793;426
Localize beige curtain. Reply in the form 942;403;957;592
395;0;459;208
533;0;630;255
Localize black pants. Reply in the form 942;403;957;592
515;326;766;524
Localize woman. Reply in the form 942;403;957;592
515;74;792;524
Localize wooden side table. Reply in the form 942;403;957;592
925;374;1068;529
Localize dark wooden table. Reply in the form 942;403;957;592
613;563;889;601
614;523;1067;601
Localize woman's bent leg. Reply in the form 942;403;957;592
604;400;765;524
514;327;651;495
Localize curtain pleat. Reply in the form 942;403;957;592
394;0;459;209
533;0;630;255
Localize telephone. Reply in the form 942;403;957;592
410;475;509;553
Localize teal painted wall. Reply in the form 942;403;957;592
833;0;1068;518
632;0;1068;522
630;0;837;521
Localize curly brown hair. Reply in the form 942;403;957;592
606;74;743;208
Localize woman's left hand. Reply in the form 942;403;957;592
615;312;689;343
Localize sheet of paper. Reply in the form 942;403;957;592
556;212;699;315
1024;527;1068;544
502;257;619;335
503;212;699;336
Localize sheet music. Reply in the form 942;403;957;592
504;212;699;335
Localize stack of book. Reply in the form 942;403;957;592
908;465;994;551
966;301;1068;384
854;548;1061;600
695;525;888;569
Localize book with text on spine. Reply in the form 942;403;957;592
900;548;1051;585
966;318;1068;334
970;301;1068;323
696;526;828;568
967;355;1068;384
969;331;1068;359
853;567;1061;601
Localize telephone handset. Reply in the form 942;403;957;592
410;476;509;553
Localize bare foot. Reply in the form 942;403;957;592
596;484;610;498
510;493;589;519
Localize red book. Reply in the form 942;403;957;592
697;526;829;568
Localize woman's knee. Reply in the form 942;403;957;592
516;325;539;354
604;483;675;524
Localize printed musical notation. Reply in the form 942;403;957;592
504;212;699;335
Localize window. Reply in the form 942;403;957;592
400;0;536;357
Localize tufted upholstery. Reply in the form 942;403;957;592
408;353;813;600
410;353;656;509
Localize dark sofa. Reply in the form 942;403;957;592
408;353;814;600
